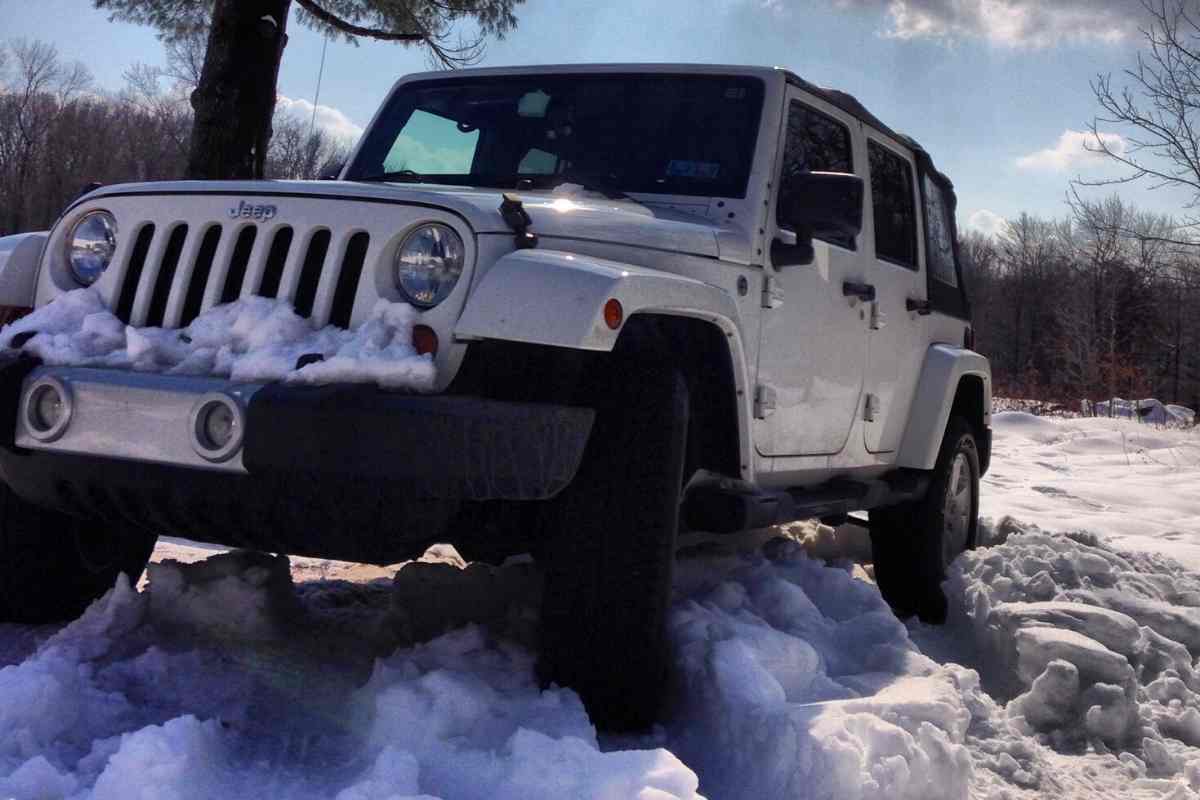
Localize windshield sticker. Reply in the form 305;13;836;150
666;160;721;180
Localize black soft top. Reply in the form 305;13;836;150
783;72;956;192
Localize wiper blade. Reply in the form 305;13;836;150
352;169;426;184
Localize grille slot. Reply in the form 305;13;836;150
146;225;188;327
115;225;155;323
258;226;293;298
329;232;370;328
220;227;258;304
294;230;331;318
181;226;222;327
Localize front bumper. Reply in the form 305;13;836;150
0;353;594;561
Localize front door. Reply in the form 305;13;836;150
754;91;870;457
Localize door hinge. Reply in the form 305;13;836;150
762;275;784;309
754;384;778;419
864;393;881;422
870;301;887;331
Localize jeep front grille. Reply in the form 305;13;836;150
111;221;370;329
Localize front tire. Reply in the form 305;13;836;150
0;483;158;624
538;359;688;732
870;416;980;624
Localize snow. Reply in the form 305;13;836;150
0;288;436;390
5;415;1200;797
1094;398;1196;428
983;411;1200;569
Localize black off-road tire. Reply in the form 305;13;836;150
0;483;158;624
870;416;980;624
538;360;688;732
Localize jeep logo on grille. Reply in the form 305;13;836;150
228;201;278;222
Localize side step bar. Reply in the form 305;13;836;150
681;470;929;534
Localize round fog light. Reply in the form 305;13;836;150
189;394;244;462
23;378;73;442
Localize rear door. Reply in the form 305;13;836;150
755;89;869;457
861;136;926;453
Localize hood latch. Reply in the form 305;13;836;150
499;193;538;250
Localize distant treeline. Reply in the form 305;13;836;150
965;198;1200;410
0;39;348;237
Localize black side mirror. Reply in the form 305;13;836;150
775;171;864;266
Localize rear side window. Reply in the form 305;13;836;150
868;141;917;269
923;174;957;287
778;101;855;249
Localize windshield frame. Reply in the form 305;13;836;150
344;72;768;201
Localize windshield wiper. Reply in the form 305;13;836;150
352;169;427;184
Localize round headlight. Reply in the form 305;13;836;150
394;224;465;308
66;211;118;286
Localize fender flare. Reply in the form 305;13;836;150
455;248;756;479
895;343;992;471
0;233;46;308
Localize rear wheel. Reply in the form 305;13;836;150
0;483;157;624
538;359;688;732
870;416;979;624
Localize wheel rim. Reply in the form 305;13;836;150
942;451;973;568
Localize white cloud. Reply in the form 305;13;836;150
275;95;364;145
1015;129;1126;172
965;209;1007;238
836;0;1134;47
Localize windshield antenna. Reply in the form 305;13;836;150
309;33;330;140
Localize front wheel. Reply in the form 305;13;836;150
537;360;688;732
0;483;158;624
870;416;980;623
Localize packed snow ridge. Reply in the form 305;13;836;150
0;288;436;390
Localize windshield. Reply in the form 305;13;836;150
347;73;765;198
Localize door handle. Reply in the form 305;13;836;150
906;298;932;316
842;281;876;302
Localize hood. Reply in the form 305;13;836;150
77;179;740;262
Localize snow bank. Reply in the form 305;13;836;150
0;288;436;390
664;539;975;800
0;551;700;800
945;519;1200;783
1094;397;1195;428
982;412;1200;570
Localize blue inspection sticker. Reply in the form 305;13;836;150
666;160;721;180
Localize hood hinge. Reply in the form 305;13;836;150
499;193;538;249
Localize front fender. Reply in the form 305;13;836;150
896;344;992;472
0;233;46;308
455;248;756;481
456;248;743;351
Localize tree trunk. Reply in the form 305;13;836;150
187;0;290;180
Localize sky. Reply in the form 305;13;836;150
1;0;1192;235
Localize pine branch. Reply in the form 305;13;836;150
292;0;426;41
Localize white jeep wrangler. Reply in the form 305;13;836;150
0;64;989;730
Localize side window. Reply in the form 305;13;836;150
923;173;958;287
868;141;917;269
383;109;480;175
778;101;855;249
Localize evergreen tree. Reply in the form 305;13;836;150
94;0;521;180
